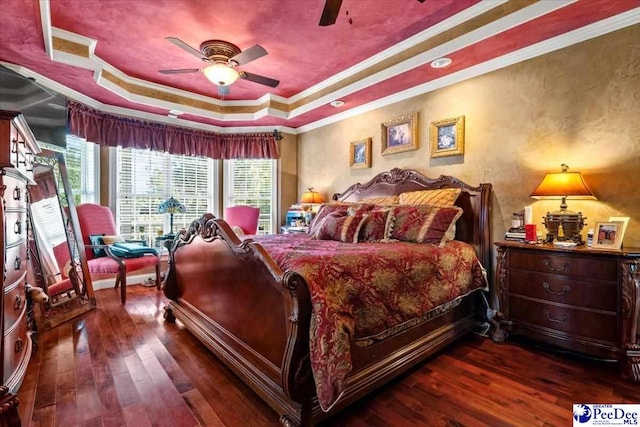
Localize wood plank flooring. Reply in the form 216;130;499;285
17;285;639;426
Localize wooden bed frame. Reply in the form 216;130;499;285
163;168;492;426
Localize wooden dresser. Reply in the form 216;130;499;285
0;110;39;425
495;241;640;382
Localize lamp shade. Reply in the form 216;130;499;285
530;165;596;201
202;63;240;86
300;188;324;204
157;197;186;214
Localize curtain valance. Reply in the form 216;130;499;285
67;101;280;159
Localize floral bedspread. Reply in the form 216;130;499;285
252;234;487;411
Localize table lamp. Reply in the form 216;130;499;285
530;164;596;244
300;188;324;225
158;197;186;237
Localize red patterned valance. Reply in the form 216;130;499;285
67;101;280;159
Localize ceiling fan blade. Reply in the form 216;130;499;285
158;68;201;74
165;37;209;61
230;45;268;66
319;0;343;26
239;71;279;88
417;0;426;3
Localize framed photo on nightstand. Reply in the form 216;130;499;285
592;221;625;250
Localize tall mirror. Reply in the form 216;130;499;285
28;149;95;331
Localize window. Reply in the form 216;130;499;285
224;159;276;234
65;136;98;205
116;147;215;243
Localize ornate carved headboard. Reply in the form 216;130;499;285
333;168;492;274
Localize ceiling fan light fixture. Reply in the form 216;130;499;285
430;57;453;69
203;63;240;86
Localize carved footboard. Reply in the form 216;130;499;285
164;214;316;424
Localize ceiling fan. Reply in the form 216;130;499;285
319;0;426;26
159;37;279;95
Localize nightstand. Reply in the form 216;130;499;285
495;241;640;382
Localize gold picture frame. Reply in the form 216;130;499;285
350;137;372;169
592;221;625;250
381;113;418;156
430;115;465;158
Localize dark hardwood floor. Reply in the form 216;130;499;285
18;285;639;427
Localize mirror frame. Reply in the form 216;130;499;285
28;148;95;331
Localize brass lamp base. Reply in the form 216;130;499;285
542;210;586;245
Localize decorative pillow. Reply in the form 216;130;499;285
388;205;463;246
359;209;391;242
398;188;462;207
359;195;399;205
88;234;106;258
314;213;369;243
308;204;349;235
309;203;374;235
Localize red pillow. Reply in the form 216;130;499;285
359;209;391;242
308;204;349;236
314;213;369;243
308;202;374;236
388;205;462;246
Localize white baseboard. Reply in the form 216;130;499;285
91;273;157;291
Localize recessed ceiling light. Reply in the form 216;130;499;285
330;100;345;107
168;114;178;119
430;57;452;69
169;109;184;116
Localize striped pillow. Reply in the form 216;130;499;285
388;205;463;246
314;213;369;243
398;188;461;207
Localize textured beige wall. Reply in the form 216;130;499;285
298;24;640;249
278;132;298;226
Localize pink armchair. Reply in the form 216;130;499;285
76;203;160;304
224;205;260;235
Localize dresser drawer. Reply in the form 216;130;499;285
1;173;27;210
4;210;27;246
509;270;617;311
3;280;26;331
2;307;28;385
4;243;27;287
509;297;617;343
508;250;617;281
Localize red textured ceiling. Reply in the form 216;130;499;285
0;0;637;131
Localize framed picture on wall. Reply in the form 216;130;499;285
592;221;625;250
350;138;372;169
429;115;465;158
381;113;418;156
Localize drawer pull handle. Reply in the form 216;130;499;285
542;282;570;295
13;186;21;200
543;259;567;272
13;295;22;311
543;310;568;324
14;256;22;271
14;219;22;235
15;338;24;354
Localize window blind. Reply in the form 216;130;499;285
117;147;214;243
225;159;275;234
65;136;97;205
